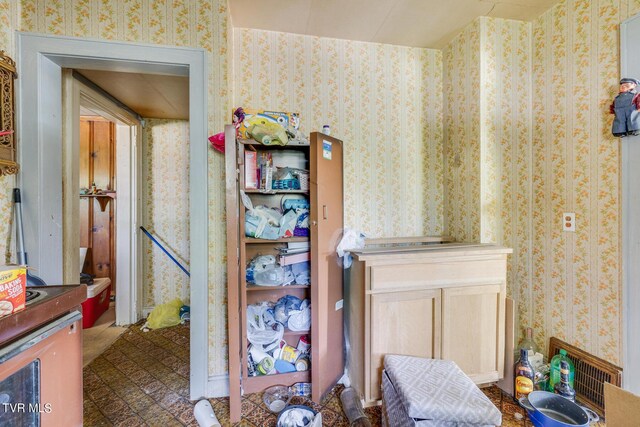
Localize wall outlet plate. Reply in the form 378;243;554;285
563;212;576;232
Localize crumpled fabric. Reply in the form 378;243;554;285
277;406;321;427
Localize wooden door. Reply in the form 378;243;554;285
369;289;441;401
310;132;344;402
441;284;505;384
79;117;115;290
224;125;242;422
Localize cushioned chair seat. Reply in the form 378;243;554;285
382;355;502;427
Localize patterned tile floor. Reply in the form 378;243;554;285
83;323;603;426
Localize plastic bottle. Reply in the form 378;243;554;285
554;360;576;402
549;349;575;392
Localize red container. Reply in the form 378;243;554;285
81;278;111;329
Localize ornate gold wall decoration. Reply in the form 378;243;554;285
0;51;18;176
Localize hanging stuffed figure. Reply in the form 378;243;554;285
610;77;640;137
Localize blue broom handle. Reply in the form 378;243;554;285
140;226;190;277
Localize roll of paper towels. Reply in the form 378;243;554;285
194;399;221;427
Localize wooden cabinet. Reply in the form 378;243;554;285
441;284;505;384
369;290;441;400
347;242;511;404
225;125;345;422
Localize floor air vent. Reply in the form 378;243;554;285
548;337;622;416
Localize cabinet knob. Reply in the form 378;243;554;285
311;220;317;226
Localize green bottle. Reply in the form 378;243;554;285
554;360;576;402
549;349;575;392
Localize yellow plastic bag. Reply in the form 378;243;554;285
144;298;183;330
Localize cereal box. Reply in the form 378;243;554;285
235;108;300;139
0;266;27;318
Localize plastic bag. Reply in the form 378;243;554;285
208;132;225;153
280;210;298;238
247;302;284;352
143;298;183;330
241;191;282;239
336;228;366;268
247;121;289;145
288;299;311;331
254;265;286;286
273;295;302;325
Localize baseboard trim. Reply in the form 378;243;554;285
207;374;230;397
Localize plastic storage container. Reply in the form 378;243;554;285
272;150;307;170
548;349;575;391
81;277;111;329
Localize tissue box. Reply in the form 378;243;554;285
235;109;300;139
0;266;27;318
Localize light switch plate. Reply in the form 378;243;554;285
563;212;576;232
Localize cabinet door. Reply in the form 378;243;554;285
441;284;505;384
310;133;344;403
224;125;242;422
369;289;441;402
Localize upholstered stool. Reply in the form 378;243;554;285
382;355;502;427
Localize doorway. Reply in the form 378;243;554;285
16;33;210;399
66;71;143;328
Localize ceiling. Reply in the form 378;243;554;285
229;0;559;48
77;70;189;120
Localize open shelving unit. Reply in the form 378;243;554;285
225;124;345;422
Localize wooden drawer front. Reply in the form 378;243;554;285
369;259;506;291
368;289;441;402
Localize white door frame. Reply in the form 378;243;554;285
16;32;209;399
70;75;143;326
620;15;640;394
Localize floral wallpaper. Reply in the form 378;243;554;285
0;0;636;381
444;2;635;365
528;0;640;365
443;20;481;243
9;0;231;377
233;28;444;237
479;17;534;346
0;0;20;266
141;119;190;309
444;16;534;349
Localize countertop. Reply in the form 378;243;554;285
352;242;513;261
0;284;87;347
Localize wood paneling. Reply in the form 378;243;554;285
79;117;116;294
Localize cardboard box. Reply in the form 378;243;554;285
245;151;258;189
235;109;300;139
605;383;640;427
0;266;27;318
